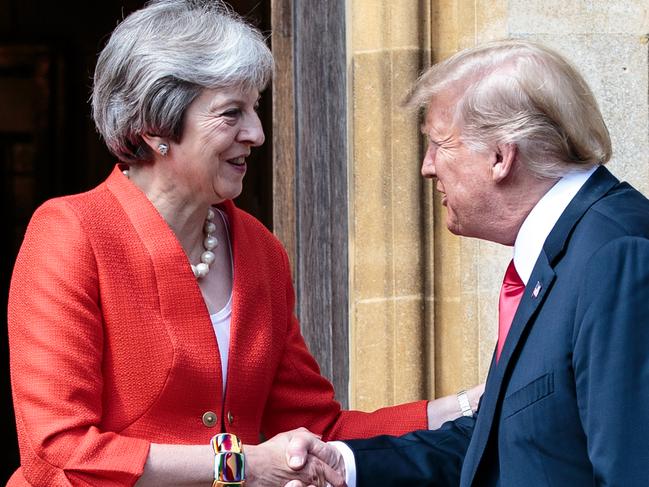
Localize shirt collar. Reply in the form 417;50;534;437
513;165;598;285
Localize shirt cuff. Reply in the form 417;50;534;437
328;441;357;487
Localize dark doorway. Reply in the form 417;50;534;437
0;1;271;482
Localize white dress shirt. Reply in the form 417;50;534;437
513;165;596;285
332;165;598;487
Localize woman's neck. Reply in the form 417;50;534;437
126;164;216;261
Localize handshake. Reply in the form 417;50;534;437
245;428;347;487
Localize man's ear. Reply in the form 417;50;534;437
492;143;517;182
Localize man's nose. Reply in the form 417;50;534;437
421;148;436;179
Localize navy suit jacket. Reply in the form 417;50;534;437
345;166;649;486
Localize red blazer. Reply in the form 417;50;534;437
7;166;427;486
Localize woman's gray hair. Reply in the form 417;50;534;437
92;0;273;163
406;39;612;179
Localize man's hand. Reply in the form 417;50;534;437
283;429;347;487
245;428;346;487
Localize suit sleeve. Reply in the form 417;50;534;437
344;416;474;486
8;201;149;486
573;236;649;485
260;248;428;441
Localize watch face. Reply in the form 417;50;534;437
216;452;245;482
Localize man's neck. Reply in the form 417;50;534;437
488;174;560;246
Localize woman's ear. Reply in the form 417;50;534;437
141;134;170;157
492;143;517;182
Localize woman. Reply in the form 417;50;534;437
7;1;483;485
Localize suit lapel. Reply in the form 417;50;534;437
220;200;276;409
461;165;620;486
106;166;223;397
461;257;555;485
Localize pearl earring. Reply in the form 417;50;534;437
158;143;169;156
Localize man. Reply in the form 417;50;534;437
287;38;649;486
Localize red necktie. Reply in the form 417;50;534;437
497;260;525;361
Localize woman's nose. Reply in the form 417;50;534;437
239;112;265;147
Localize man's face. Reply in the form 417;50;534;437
421;95;496;238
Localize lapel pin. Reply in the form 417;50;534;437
532;281;542;298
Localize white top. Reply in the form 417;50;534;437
211;294;232;396
209;208;233;397
513;165;597;284
335;165;598;487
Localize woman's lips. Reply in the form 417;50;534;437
227;156;247;173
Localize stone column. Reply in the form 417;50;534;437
348;0;434;408
427;0;510;397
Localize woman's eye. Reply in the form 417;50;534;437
222;109;241;118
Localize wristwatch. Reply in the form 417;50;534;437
456;390;474;417
211;433;245;486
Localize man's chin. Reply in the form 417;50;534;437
446;218;477;239
446;220;462;236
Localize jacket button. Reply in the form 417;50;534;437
202;411;217;427
227;411;234;425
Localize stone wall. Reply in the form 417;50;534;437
348;0;649;407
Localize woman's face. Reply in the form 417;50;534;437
167;86;264;204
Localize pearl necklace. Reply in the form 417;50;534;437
193;207;218;279
122;168;218;279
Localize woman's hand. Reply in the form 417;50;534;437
465;382;485;413
426;382;486;429
245;428;346;487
